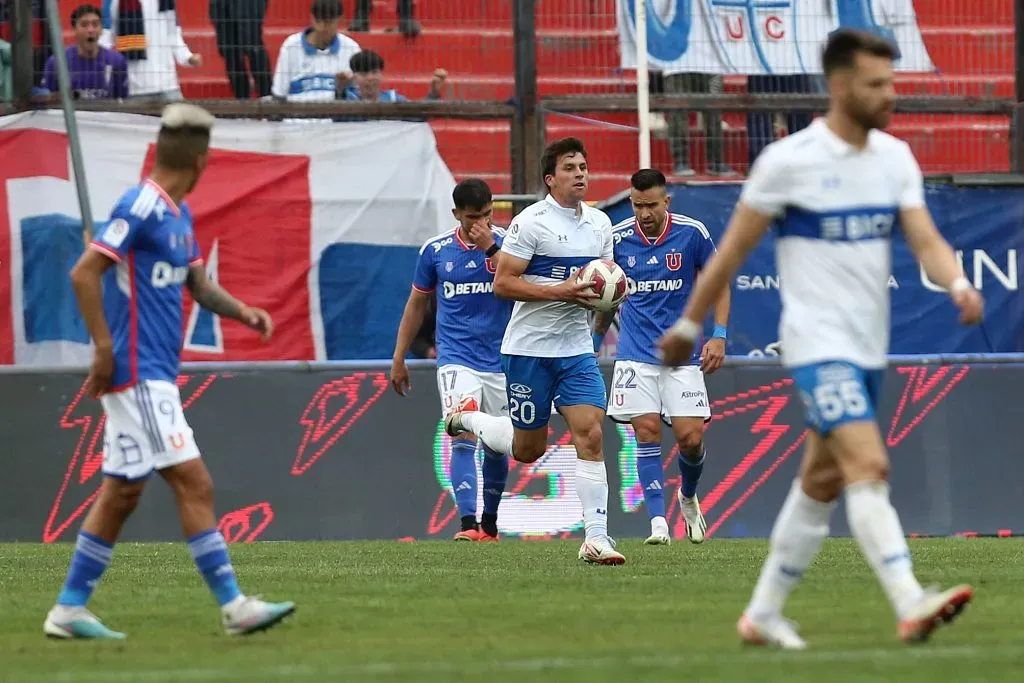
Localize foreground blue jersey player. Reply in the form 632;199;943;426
595;169;731;546
444;137;627;565
44;104;294;640
660;30;984;649
391;179;512;542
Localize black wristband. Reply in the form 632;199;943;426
486;244;499;257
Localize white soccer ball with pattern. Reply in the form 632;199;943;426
578;258;628;312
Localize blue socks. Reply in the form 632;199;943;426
188;529;242;606
450;439;479;520
636;442;666;519
481;446;509;517
57;529;241;609
678;447;706;499
57;531;113;607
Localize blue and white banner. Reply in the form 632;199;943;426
617;0;936;75
0;111;457;365
604;183;1024;355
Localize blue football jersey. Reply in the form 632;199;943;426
413;227;513;373
613;213;717;365
89;180;202;391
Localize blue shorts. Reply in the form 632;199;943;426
791;361;884;435
501;353;608;430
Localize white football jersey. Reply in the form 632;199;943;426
500;195;614;358
740;118;925;369
271;30;360;102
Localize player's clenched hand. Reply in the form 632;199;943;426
700;337;726;374
658;333;695;368
390;360;411;396
240;306;274;342
952;287;984;325
553;278;599;308
86;344;114;399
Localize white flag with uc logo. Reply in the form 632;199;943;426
617;0;935;75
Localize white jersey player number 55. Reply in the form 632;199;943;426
811;380;868;422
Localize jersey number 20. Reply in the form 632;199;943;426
509;397;536;425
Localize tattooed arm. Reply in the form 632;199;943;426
187;264;274;341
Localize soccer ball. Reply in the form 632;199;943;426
578;259;628;312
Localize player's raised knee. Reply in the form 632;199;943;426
512;430;547;463
513;443;546;464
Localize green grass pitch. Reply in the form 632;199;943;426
1;539;1022;682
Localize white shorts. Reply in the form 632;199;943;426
437;364;508;417
607;361;711;422
100;380;201;481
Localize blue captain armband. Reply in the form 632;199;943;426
712;325;728;340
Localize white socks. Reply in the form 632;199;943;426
845;480;925;619
460;413;514;458
746;479;836;623
576;459;609;542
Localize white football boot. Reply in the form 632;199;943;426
678;489;708;543
644;516;671;545
44;605;125;640
578;536;626;565
737;613;807;650
443;395;479;437
222;596;296;636
898;584;973;644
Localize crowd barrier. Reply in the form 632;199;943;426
2;357;1020;543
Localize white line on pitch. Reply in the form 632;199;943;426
11;644;1022;682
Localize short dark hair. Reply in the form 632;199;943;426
821;29;897;77
71;4;101;26
156;127;211;171
350;50;385;74
541;137;588;181
630;168;666;192
453;179;492;211
311;0;343;21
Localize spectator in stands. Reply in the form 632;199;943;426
0;37;10;102
348;0;420;38
660;69;735;178
40;5;128;100
341;49;445;101
100;0;202;101
271;0;360;102
0;0;52;91
746;74;820;165
209;0;272;99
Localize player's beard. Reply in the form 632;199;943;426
848;97;891;132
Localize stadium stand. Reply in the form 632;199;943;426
47;0;1015;198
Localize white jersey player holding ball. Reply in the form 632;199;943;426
445;137;626;565
659;29;984;648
